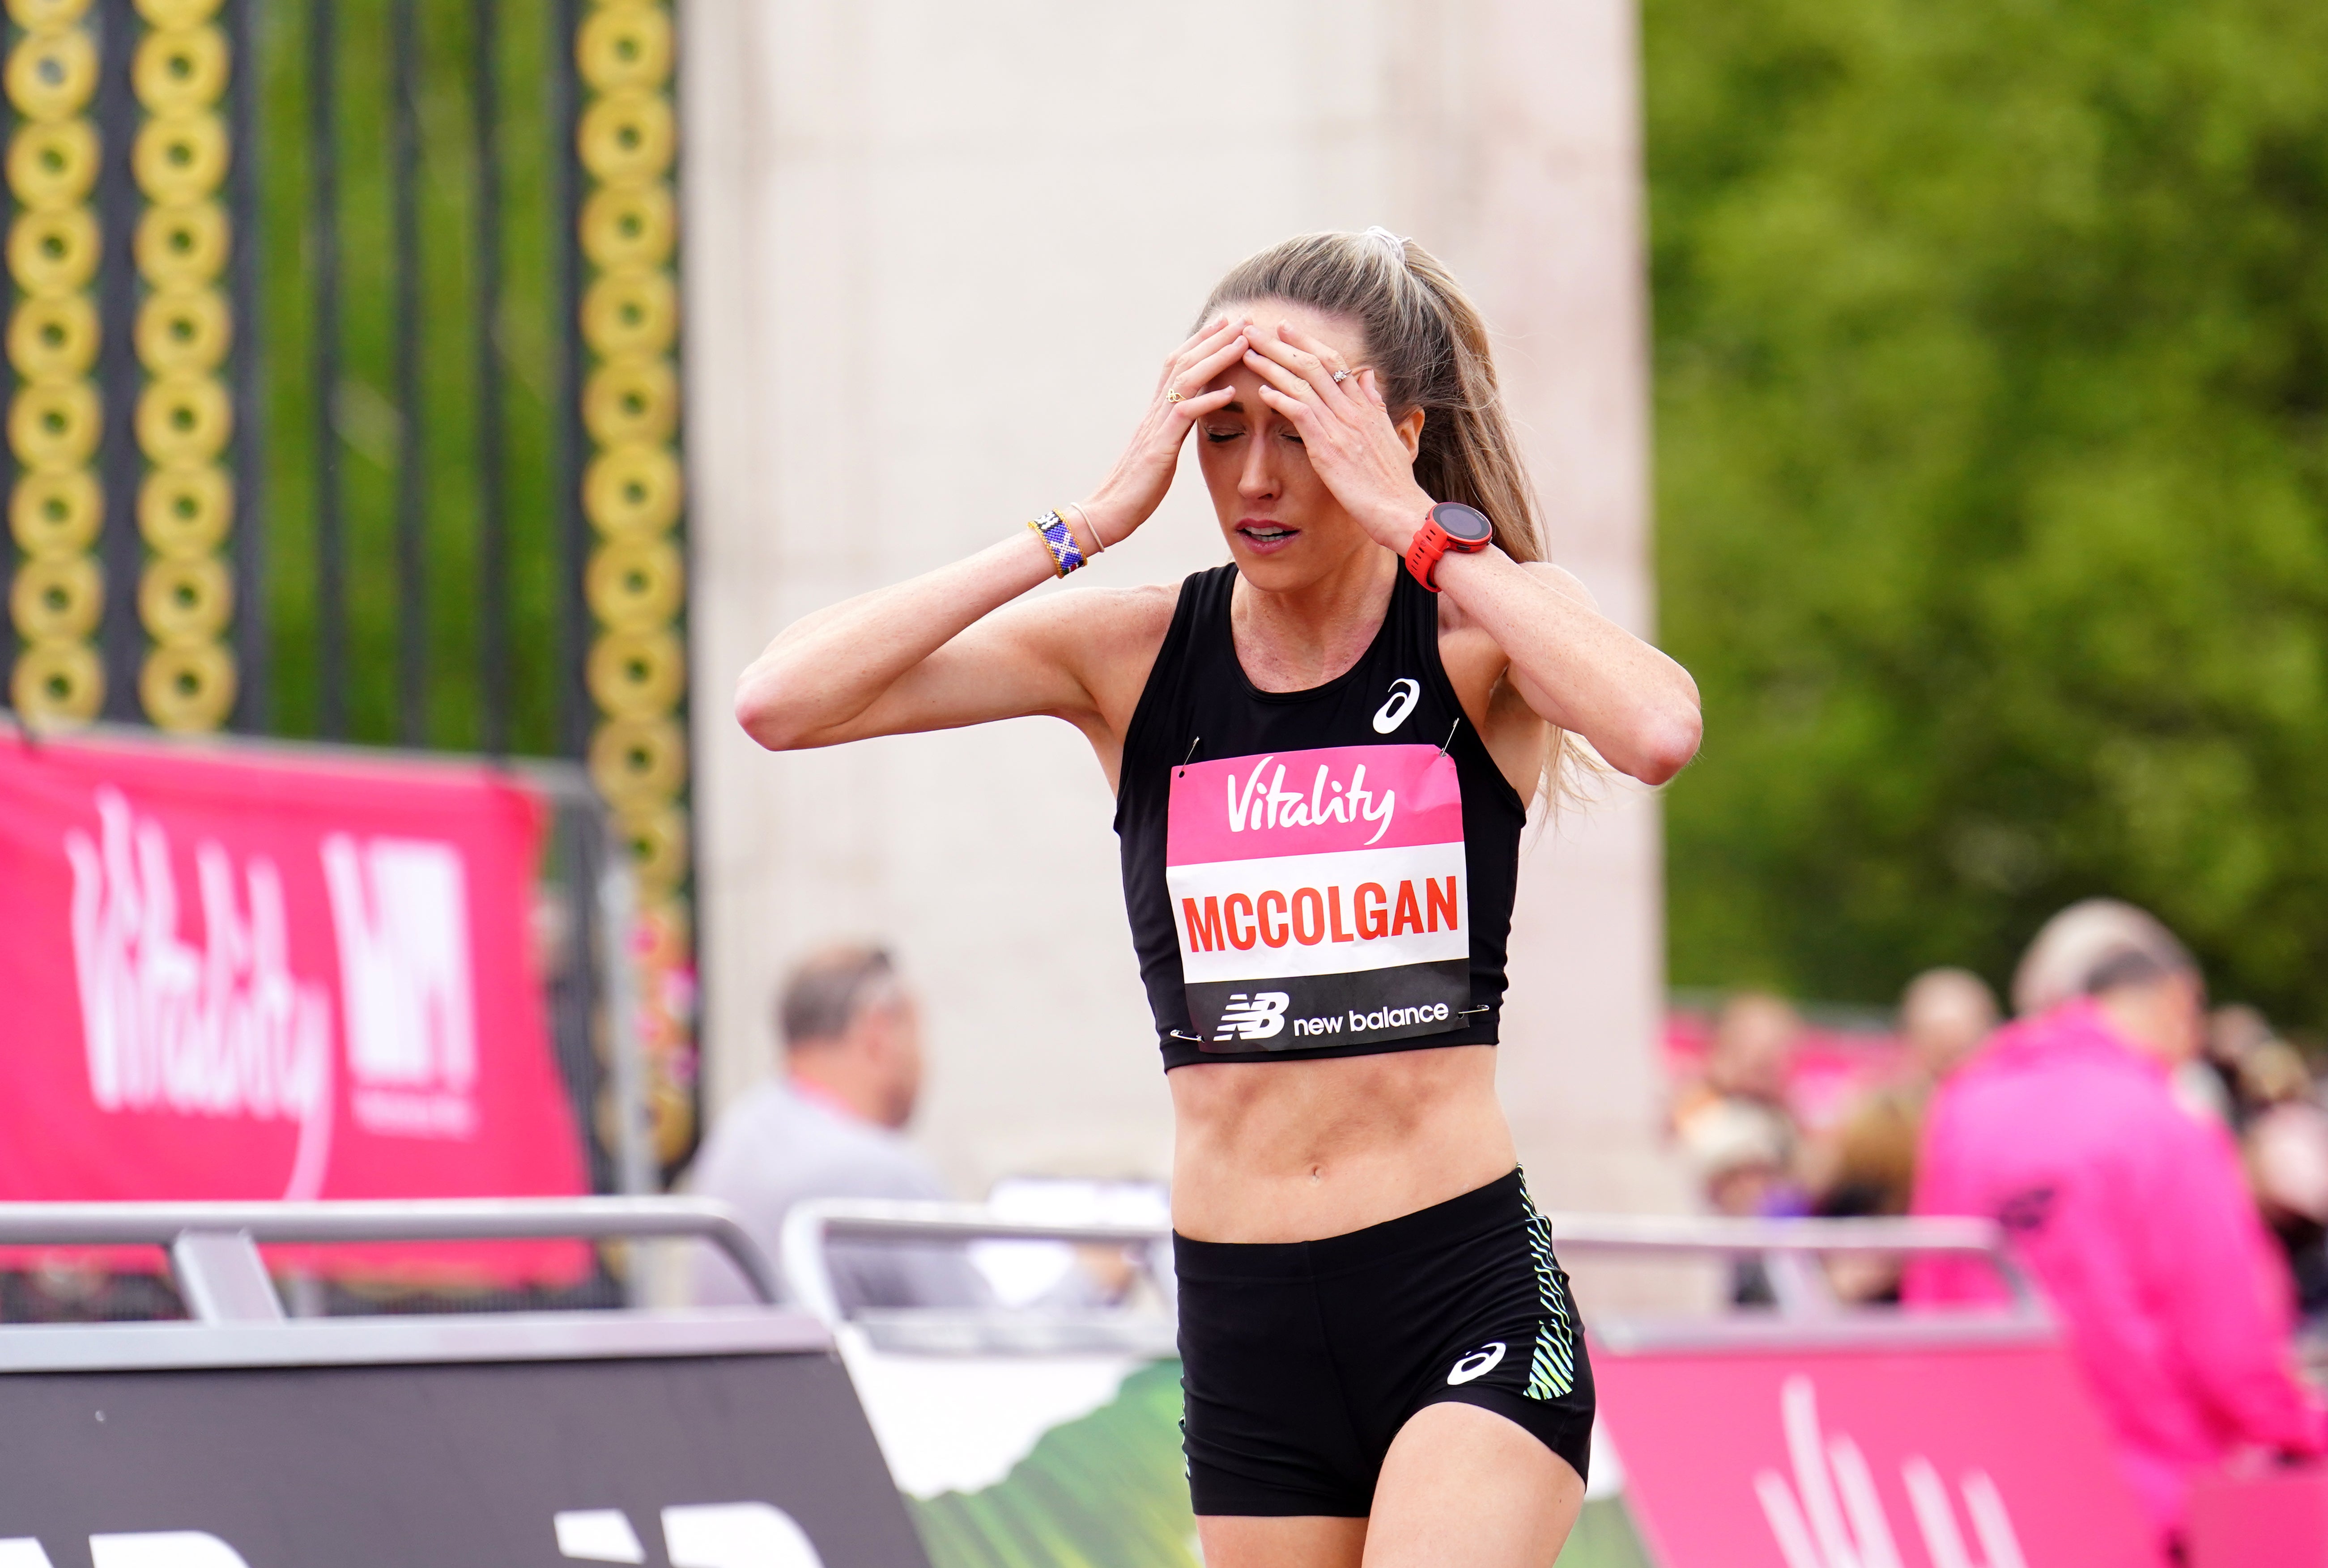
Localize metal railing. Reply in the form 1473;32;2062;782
0;1196;825;1375
0;1196;775;1321
782;1200;2047;1358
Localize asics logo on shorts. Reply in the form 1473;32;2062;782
1372;678;1421;734
1447;1341;1506;1385
1214;991;1290;1042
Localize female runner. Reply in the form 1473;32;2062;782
736;229;1702;1567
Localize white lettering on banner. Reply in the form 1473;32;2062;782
0;1541;55;1568
89;1535;253;1568
662;1504;825;1568
1755;1376;2028;1568
321;835;480;1140
554;1511;646;1563
1222;756;1398;845
557;1506;825;1568
64;788;336;1200
1169;843;1466;985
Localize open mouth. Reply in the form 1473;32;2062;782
1236;521;1299;550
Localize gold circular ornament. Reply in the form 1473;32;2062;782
577;3;672;93
132;112;227;204
9;378;101;468
4;27;97;122
582;268;676;359
583;356;677;447
133;0;221;25
11;552;101;639
139;554;231;641
577;89;674;183
135;285;231;373
584;442;682;536
8;204;100;294
136;373;231;463
132;24;228;116
11;638;102;724
617;802;690;894
135;200;228;286
11;467;100;555
587;714;687;807
6;0;94;35
8;291;98;379
5;118;99;211
138;463;232;556
579;180;674;272
586;536;683;632
586;627;685;721
140;639;235;732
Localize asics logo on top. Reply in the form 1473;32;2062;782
1213;991;1290;1042
1447;1342;1506;1385
1372;679;1420;734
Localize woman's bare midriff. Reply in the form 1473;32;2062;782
1167;1044;1517;1243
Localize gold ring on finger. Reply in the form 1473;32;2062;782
1165;389;1185;403
1331;368;1351;383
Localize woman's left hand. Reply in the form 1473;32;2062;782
1243;323;1435;553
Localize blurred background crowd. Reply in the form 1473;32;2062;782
1671;926;2328;1323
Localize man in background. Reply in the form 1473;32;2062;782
690;943;987;1310
1907;899;2325;1545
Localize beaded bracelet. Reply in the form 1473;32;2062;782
1028;509;1085;577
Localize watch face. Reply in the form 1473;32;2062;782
1432;501;1495;544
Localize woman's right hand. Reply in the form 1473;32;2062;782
1077;316;1249;547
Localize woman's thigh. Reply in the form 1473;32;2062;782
1362;1402;1584;1568
1196;1514;1368;1568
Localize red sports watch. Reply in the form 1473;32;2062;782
1404;501;1494;591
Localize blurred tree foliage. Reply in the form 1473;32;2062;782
1645;0;2328;1028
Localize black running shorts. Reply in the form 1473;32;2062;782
1174;1168;1596;1517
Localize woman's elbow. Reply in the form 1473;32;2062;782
1620;701;1702;787
733;667;812;752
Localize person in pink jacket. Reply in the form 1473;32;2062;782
1905;899;2327;1543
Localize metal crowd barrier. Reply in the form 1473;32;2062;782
779;1199;2045;1354
0;1197;805;1370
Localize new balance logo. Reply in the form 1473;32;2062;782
1213;992;1290;1042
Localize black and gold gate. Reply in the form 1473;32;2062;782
0;0;696;1175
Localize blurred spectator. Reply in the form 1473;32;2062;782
690;943;990;1310
2250;1101;2328;1322
2207;1003;2277;1124
1677;993;1807;1305
2012;897;2230;1125
1900;966;2000;1083
1808;969;2000;1303
1907;898;2327;1545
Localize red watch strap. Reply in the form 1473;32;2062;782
1405;519;1453;592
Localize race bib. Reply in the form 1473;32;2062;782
1166;744;1469;1053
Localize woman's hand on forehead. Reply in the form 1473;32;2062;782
1241;321;1433;554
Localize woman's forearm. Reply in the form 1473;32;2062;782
734;526;1057;750
1434;549;1701;785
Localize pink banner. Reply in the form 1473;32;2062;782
0;731;587;1284
1596;1337;2164;1568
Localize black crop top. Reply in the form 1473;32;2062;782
1114;564;1527;1071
